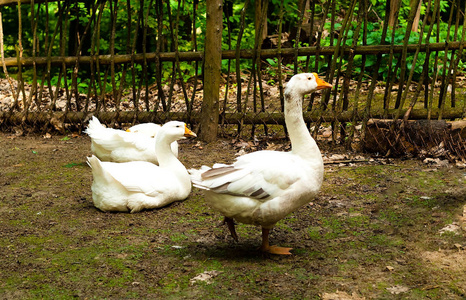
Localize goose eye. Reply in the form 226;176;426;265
308;75;313;80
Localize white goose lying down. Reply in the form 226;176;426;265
88;121;197;213
190;73;332;255
85;116;178;164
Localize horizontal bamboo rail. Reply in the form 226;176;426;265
1;108;463;127
2;42;465;67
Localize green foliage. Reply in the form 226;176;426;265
1;0;462;87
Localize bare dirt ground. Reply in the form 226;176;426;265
0;130;465;299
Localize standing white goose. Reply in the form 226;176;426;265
190;73;332;255
85;116;178;164
88;121;196;213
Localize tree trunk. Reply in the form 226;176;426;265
198;0;222;142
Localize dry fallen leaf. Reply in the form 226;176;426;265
439;223;461;235
386;285;410;295
321;290;366;300
386;266;395;272
189;270;223;286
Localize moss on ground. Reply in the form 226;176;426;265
0;132;464;299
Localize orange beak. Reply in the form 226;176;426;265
313;73;332;90
184;125;197;138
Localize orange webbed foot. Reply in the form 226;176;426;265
261;245;293;255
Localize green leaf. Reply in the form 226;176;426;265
63;162;86;168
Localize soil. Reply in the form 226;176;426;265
0;130;465;299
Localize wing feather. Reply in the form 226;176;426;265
100;161;175;196
85;116;154;152
193;150;306;200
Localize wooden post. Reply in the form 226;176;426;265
198;0;222;142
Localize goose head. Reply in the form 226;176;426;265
157;121;197;144
285;73;332;97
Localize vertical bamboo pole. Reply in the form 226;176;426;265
86;1;106;113
71;2;98;113
450;0;466;110
70;2;81;112
165;1;176;111
115;0;134;115
403;0;436;120
307;1;334;138
189;0;200;125
293;0;307;74
393;0;421;110
318;0;357;142
109;0;118;117
129;0;141;116
221;0;233;128
447;0;462;108
27;0;38;112
382;23;400;114
277;0;286;135
307;0;331;132
360;1;391;142
326;0;335;77
84;1;94;113
428;1;441;120
304;0;315;72
423;0;440;112
48;1;67;111
61;1;71;113
392;0;425;122
346;0;369;149
235;0;249;136
14;0;25;112
255;0;268;137
154;0;166;112
94;2;105;112
322;0;357;110
37;2;47;108
340;0;363;143
437;0;455;119
140;0;153;112
250;0;263;138
170;0;190;114
0;7;17;102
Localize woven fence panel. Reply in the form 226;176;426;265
0;0;465;160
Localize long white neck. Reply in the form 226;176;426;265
155;136;187;174
284;89;322;162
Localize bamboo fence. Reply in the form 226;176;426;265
0;0;465;159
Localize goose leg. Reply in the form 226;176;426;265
260;228;292;255
223;217;239;242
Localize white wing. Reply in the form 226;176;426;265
85;116;154;152
192;150;309;200
100;161;179;196
127;123;161;136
